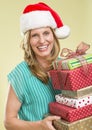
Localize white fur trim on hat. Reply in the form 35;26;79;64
55;25;70;39
20;11;57;34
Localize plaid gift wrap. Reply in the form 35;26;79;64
44;114;92;130
54;42;91;70
49;63;92;90
62;85;92;98
55;94;92;108
57;53;92;70
49;102;92;122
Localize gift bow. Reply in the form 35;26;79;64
60;41;90;58
52;42;90;90
54;42;90;75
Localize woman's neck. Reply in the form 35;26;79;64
37;57;51;72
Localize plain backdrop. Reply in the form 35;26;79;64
0;0;92;130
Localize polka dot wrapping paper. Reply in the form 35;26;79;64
55;94;92;108
49;63;92;90
49;102;92;122
49;52;92;129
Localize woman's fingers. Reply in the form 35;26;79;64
46;115;61;121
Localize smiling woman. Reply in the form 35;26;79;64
22;27;60;83
2;1;92;130
30;27;54;58
3;2;70;130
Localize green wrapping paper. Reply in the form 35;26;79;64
53;53;92;70
61;53;92;70
62;85;92;98
62;54;92;70
44;114;92;130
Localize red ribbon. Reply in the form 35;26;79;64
60;41;90;58
54;42;90;75
52;42;90;90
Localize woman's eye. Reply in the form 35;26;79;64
31;34;38;38
44;31;50;35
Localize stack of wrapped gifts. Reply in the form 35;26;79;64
48;42;92;130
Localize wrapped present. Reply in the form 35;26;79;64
61;53;92;70
53;42;91;70
49;102;92;122
52;57;62;70
62;85;92;98
44;114;92;130
49;70;62;90
49;63;92;90
55;94;92;108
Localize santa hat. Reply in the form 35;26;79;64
20;2;70;39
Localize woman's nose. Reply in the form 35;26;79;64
39;35;45;43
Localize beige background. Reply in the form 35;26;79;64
0;0;92;130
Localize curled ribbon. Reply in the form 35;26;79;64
57;42;90;75
60;41;90;58
52;42;90;90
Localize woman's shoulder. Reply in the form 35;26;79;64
8;61;32;77
16;60;28;67
15;61;28;70
7;61;31;103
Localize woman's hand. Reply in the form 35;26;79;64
40;115;60;130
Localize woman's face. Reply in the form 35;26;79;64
30;27;55;59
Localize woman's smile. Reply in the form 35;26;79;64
37;44;49;51
30;27;54;58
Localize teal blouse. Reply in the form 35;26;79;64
7;61;60;121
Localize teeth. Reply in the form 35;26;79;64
38;45;47;49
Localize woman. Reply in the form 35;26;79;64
4;2;70;130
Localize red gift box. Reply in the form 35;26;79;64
49;102;92;122
49;70;61;90
49;63;92;90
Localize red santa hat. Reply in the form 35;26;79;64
20;2;70;39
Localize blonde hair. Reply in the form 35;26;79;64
21;28;60;84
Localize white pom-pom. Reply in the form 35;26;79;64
55;25;70;39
